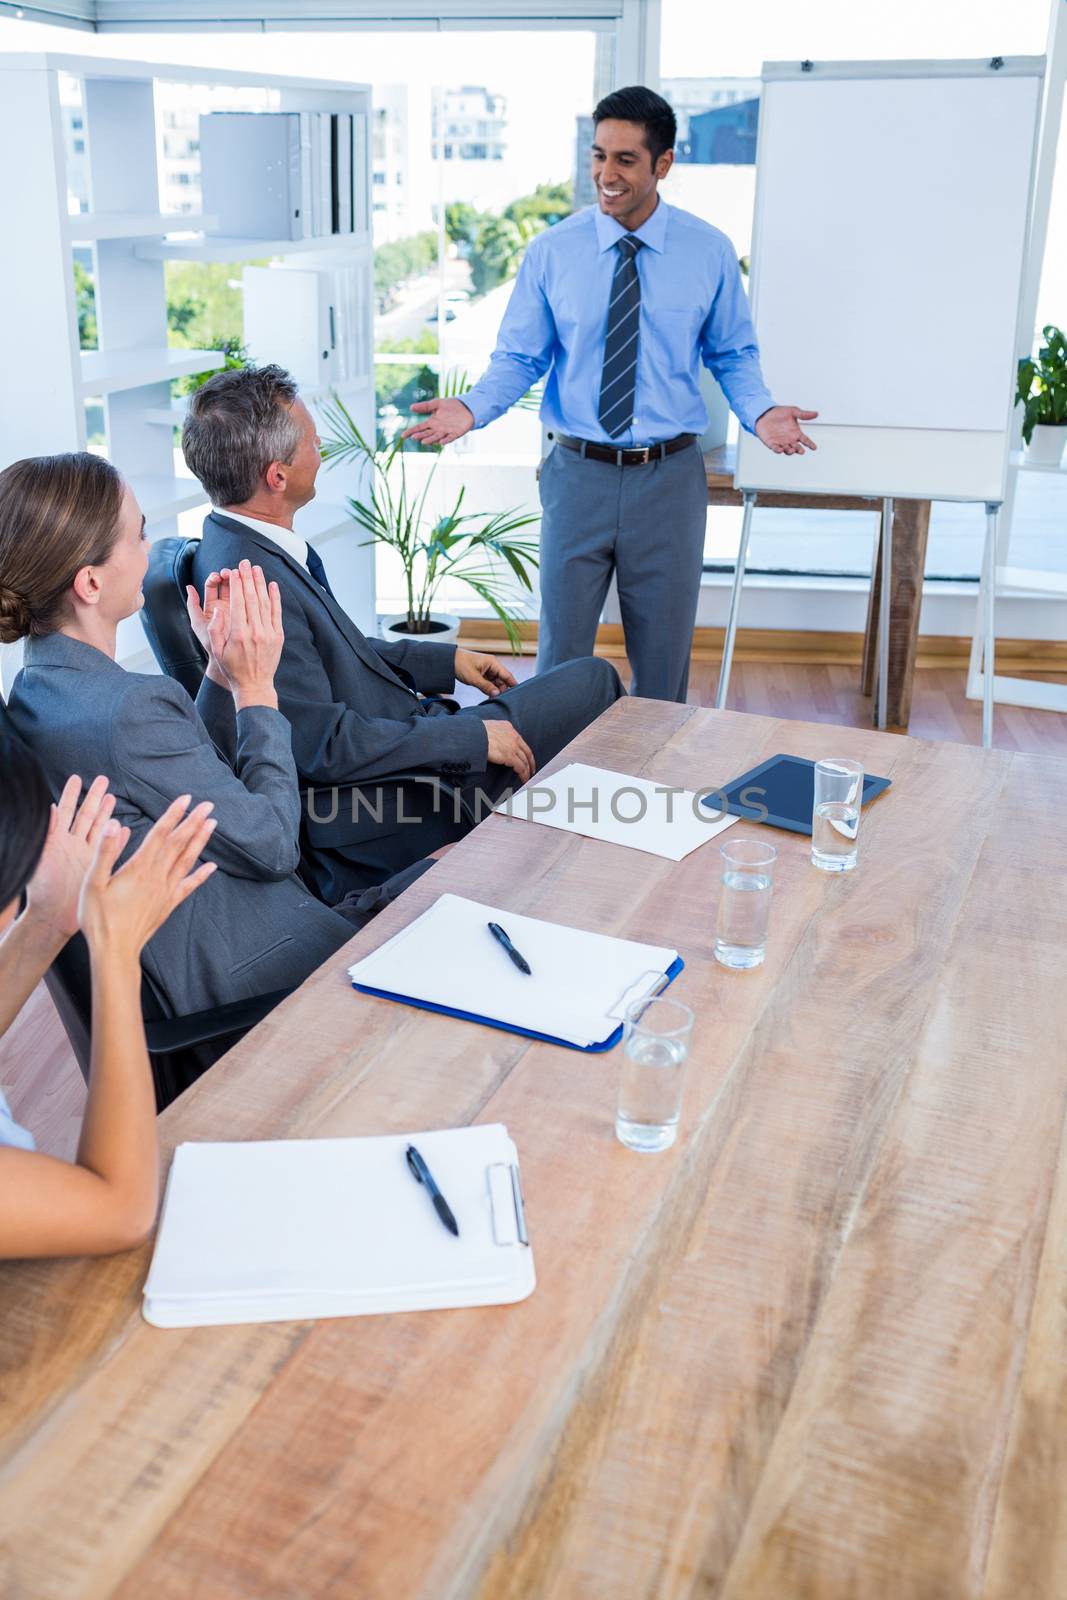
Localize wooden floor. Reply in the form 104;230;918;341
4;659;1065;1160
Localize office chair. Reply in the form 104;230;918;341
141;534;476;856
141;536;208;698
0;692;290;1111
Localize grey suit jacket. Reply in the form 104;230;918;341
193;514;491;854
7;632;352;1016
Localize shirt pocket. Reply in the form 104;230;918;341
652;306;704;380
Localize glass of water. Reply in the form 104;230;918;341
812;758;864;872
615;996;694;1154
715;836;777;970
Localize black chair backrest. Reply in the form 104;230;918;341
141;537;207;698
0;693;94;1074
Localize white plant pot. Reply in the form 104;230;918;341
379;611;461;647
1026;425;1067;466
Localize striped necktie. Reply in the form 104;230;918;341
598;233;645;440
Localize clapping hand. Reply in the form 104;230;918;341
25;774;117;943
187;560;283;709
78;795;218;965
754;405;819;456
186;569;229;658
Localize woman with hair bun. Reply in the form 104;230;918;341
0;452;355;1048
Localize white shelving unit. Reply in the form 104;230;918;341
968;450;1067;714
79;347;226;396
135;233;372;264
0;50;377;644
66;212;217;242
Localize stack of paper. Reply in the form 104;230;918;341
143;1124;533;1328
348;894;680;1050
495;763;738;860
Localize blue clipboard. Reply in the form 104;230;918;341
351;955;686;1053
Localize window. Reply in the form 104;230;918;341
364;28;598;621
661;0;1066;583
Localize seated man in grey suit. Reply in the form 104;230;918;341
183;364;624;901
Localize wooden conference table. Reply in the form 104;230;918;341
3;700;1066;1599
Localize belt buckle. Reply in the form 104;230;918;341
626;446;650;466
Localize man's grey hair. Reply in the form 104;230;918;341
181;363;303;507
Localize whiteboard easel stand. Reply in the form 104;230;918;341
727;54;1046;751
968;0;1067;723
981;502;1003;748
715;492;894;730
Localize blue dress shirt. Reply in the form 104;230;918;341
463;200;775;447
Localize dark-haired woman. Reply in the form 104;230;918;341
0;739;216;1256
0;452;357;1022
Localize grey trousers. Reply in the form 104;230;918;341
304;655;624;899
537;439;709;702
463;652;624;813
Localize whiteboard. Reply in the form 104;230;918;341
735;59;1043;502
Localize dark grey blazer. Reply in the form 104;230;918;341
7;632;352;1016
193;514;490;877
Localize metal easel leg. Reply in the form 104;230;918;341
877;497;893;730
981;503;1000;749
716;491;756;711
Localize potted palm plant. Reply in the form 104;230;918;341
318;393;539;650
1016;324;1067;465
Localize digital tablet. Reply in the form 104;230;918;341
701;754;891;836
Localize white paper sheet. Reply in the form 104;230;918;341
144;1123;534;1327
494;763;737;860
347;893;679;1048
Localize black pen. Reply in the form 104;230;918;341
405;1144;459;1237
487;921;532;976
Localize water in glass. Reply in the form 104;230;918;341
615;1033;687;1153
812;800;860;871
715;866;773;969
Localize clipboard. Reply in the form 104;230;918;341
143;1124;535;1327
347;894;684;1053
351;955;686;1053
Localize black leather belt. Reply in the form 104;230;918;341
550;431;697;467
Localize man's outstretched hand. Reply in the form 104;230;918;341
402;398;475;448
754;405;819;456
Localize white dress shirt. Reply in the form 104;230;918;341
215;508;310;573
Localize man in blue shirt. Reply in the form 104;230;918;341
406;85;817;702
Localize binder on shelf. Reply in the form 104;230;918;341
348;893;684;1052
243;264;339;390
317;111;333;240
330;113;340;233
352;110;369;232
309;112;322;235
199;112;303;241
143;1123;534;1328
299;112;314;239
336;112;353;234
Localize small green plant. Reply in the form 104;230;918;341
1016;324;1067;444
175;337;249;396
319;394;539;651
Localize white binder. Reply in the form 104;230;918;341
143;1124;533;1328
